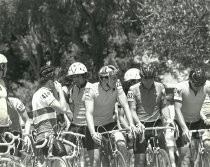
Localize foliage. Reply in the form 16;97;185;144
0;0;210;104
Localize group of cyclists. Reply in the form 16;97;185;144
0;52;210;167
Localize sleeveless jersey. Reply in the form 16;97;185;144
69;82;92;126
83;80;124;126
174;80;210;122
0;79;9;125
127;82;167;122
32;87;57;141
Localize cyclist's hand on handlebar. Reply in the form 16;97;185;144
136;122;145;133
204;119;210;126
91;132;102;145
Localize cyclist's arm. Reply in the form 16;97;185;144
13;98;31;135
128;101;140;125
85;100;95;135
118;107;129;129
118;93;134;126
51;81;68;113
18;109;31;135
200;93;210;121
174;101;188;131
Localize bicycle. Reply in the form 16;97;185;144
99;128;130;167
21;127;79;167
143;126;174;167
61;131;85;167
189;129;210;167
0;131;25;167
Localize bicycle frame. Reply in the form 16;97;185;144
144;126;173;167
190;129;210;167
99;128;129;167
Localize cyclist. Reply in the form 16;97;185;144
127;63;171;167
174;67;210;167
200;92;210;159
65;62;92;165
116;68;141;129
32;65;71;165
84;65;142;167
0;53;31;156
120;68;141;166
164;83;178;167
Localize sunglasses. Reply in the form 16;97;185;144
142;76;154;79
191;81;205;87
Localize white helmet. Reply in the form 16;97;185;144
67;62;87;76
124;68;141;82
0;54;7;64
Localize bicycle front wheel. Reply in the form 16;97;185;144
201;151;210;167
111;150;127;167
0;157;25;167
154;149;171;167
145;148;154;167
46;156;67;167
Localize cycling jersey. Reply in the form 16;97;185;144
174;80;210;122
69;82;92;126
0;79;9;125
127;82;167;122
32;87;57;142
83;80;124;126
7;97;25;132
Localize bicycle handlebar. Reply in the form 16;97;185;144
100;128;130;135
144;126;175;131
61;139;77;159
36;138;48;149
190;129;210;133
0;132;20;155
0;132;20;146
61;131;85;138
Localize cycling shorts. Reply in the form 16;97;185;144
86;122;120;151
175;119;204;148
134;119;166;154
67;123;87;148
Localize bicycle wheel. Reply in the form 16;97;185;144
46;156;67;167
20;151;35;167
0;157;25;167
201;151;210;167
154;149;171;167
111;150;127;167
145;148;154;167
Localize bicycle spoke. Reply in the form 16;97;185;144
46;156;67;167
156;149;171;167
201;151;210;167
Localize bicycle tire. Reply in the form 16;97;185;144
145;148;154;167
21;152;35;167
46;156;67;167
201;151;210;167
111;150;127;167
0;157;25;167
154;149;171;167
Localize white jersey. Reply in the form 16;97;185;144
0;79;9;125
32;87;57;141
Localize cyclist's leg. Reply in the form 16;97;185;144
86;126;101;167
164;128;176;167
112;131;127;166
133;134;147;167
